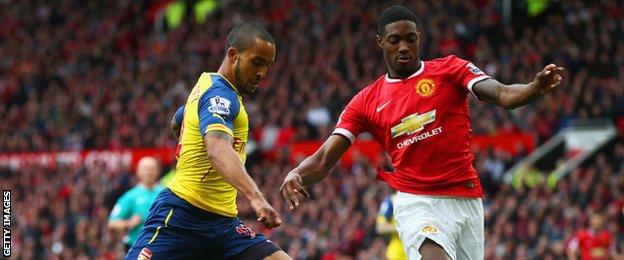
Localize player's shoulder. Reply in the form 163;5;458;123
116;186;138;203
425;55;470;68
198;73;241;109
204;73;239;97
357;75;387;97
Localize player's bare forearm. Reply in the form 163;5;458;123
107;220;128;230
294;135;351;185
375;221;398;235
280;135;350;209
473;79;539;110
473;64;564;110
204;131;263;201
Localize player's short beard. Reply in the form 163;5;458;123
234;61;252;95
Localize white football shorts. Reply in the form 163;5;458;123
394;192;484;260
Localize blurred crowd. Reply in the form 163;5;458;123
1;0;623;152
2;0;624;259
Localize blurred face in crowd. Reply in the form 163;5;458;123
137;156;160;188
377;20;421;78
228;37;276;95
590;213;604;230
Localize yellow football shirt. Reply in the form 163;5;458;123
377;195;408;260
168;73;248;217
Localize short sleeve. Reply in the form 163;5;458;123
198;86;240;138
173;105;185;125
109;194;131;221
446;55;491;96
333;91;367;144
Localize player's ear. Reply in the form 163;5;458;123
226;47;238;63
376;34;383;48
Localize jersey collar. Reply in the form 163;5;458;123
211;73;240;95
384;60;425;83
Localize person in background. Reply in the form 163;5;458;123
108;156;165;252
567;212;614;260
376;193;407;260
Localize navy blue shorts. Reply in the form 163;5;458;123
126;189;280;260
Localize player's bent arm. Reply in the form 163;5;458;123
472;79;539;110
376;218;399;235
108;219;134;230
204;130;264;201
108;220;129;230
281;135;350;209
473;64;564;110
293;135;351;186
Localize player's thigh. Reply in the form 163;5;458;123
228;243;291;260
262;250;292;260
418;238;451;260
127;190;219;259
456;198;484;260
393;193;460;259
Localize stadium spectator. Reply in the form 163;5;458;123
108;156;164;252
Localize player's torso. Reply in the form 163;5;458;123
579;231;611;259
169;73;248;217
365;61;474;176
131;185;164;215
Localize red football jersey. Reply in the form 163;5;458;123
569;229;612;260
334;55;490;197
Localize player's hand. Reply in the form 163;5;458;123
532;63;565;94
250;196;282;229
279;170;310;210
127;215;141;229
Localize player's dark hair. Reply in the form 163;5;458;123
377;5;419;35
226;21;275;52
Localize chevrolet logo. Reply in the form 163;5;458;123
391;110;436;138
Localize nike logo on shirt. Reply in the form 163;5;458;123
376;100;392;112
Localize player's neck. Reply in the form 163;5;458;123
217;62;240;91
387;61;422;79
140;183;157;190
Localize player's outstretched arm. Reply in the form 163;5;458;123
108;215;141;230
280;135;351;210
472;64;565;110
204;130;282;228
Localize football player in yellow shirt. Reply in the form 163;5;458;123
127;22;291;260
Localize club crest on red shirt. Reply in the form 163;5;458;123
415;78;436;97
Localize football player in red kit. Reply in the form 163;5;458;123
567;213;614;260
280;5;564;260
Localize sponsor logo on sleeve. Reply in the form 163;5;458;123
208;96;232;115
466;63;484;75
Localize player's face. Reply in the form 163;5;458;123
590;214;604;230
233;38;276;95
377;20;420;78
137;159;159;186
